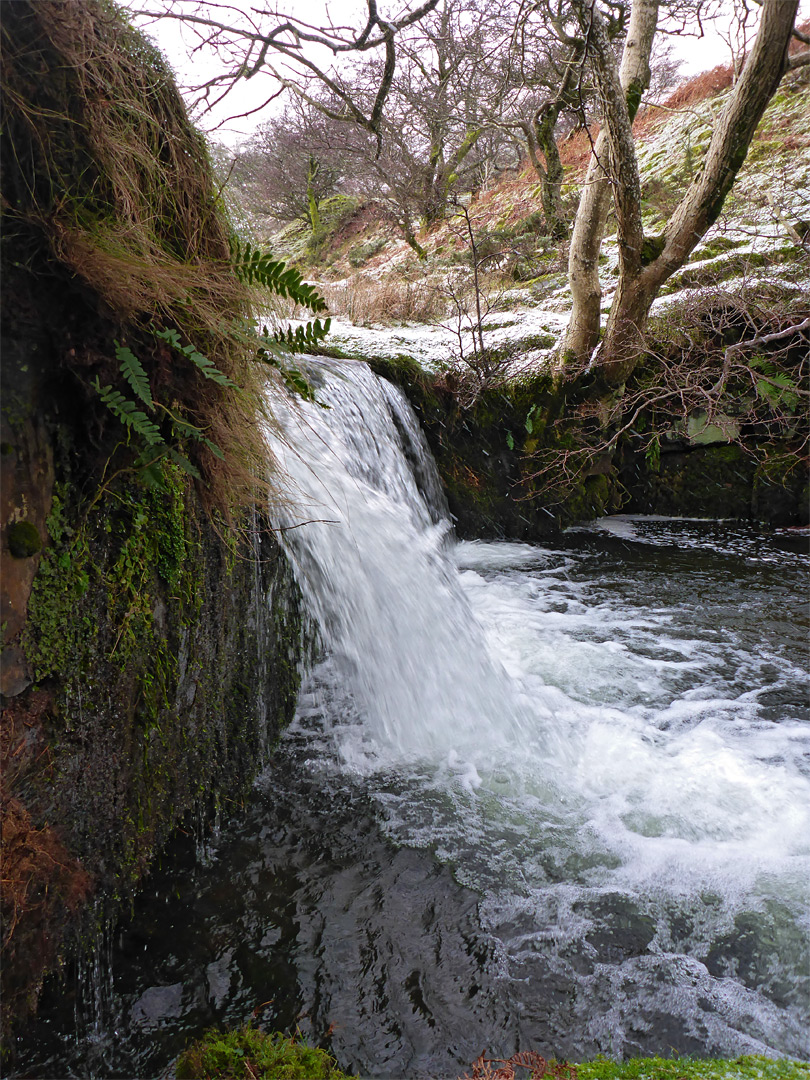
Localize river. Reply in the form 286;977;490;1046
16;360;810;1078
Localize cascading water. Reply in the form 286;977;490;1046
271;359;538;763
14;358;810;1079
270;358;810;1064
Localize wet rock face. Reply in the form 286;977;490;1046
1;302;55;698
0;270;305;1039
0;457;304;1035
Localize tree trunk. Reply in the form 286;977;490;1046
598;0;799;384
306;156;321;233
534;103;567;239
563;0;660;362
525;42;584;241
404;226;428;260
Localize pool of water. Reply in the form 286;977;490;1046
16;519;809;1079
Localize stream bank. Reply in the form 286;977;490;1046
0;0;305;1042
346;348;809;541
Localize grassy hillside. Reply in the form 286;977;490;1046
259;63;809;358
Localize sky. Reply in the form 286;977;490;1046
125;0;807;148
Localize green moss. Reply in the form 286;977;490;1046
348;237;387;267
660;249;792;294
640;234;665;266
175;1025;354;1080
559;471;622;524
24;489;93;681
7;519;42;557
692;235;744;261
576;1056;809;1079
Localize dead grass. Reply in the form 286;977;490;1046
558;128;600;171
661;64;735;111
460;1052;576;1079
1;0;285;521
321;275;446;324
0;691;94;1034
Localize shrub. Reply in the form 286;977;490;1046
321;275;445;324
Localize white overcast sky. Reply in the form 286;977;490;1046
126;0;808;148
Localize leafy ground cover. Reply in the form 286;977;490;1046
175;1029;809;1080
175;1025;354;1079
575;1056;809;1079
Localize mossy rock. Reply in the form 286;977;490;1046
622;443;756;519
752;453;808;525
559;471;623;525
691;235;744;261
7;520;42;558
175;1025;354;1080
575;1055;810;1079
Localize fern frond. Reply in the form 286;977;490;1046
115;342;153;408
273;317;332;354
755;372;799;411
230;237;328;313
167;447;202;480
153;327;237;388
170;415;225;459
253;342;319;402
93;379;164;446
748;356;777;375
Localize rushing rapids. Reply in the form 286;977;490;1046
15;359;810;1078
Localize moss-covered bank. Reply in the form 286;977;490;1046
353;317;808;538
172;1025;809;1080
1;421;303;1039
0;0;305;1042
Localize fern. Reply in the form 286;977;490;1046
166;447;202;479
116;342;154;408
228;238;332;369
749;357;799;411
272;317;332;354
93;379;164;446
230;237;328;312
94;338;224;487
153;327;236;387
254;345;319;403
170;415;225;460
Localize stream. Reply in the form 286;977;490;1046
15;359;810;1078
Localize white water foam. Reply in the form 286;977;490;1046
272;359;538;763
269;359;810;1058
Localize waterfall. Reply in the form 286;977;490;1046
267;357;810;1060
14;358;809;1077
270;358;537;764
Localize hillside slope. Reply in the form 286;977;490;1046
262;65;809;375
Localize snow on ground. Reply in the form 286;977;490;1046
319;83;810;374
327;303;570;374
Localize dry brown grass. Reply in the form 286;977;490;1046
660;63;735;111
321;274;446;324
557;128;600;171
1;0;287;521
0;691;94;1034
460;1051;576;1079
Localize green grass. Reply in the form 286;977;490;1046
575;1056;810;1079
175;1025;354;1079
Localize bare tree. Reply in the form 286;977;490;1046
353;0;518;229
561;0;808;383
564;0;659;363
499;0;616;240
232;98;343;232
129;0;442;137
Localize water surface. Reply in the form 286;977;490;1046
15;363;810;1078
